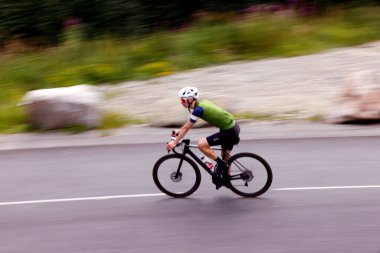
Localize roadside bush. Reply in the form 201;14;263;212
134;61;176;78
0;104;28;134
46;64;122;86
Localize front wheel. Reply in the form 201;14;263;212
153;154;201;198
227;152;273;197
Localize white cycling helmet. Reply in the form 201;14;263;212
178;87;199;100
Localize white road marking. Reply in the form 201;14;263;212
0;193;165;206
1;185;380;206
274;185;380;191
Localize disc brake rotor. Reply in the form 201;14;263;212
171;172;182;182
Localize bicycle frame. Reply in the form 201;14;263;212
172;139;224;176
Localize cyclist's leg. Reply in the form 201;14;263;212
199;136;227;171
199;134;226;189
221;146;233;175
220;124;240;175
204;133;228;166
222;149;231;161
200;125;240;189
198;137;218;160
220;127;239;160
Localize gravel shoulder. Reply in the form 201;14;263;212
100;41;380;127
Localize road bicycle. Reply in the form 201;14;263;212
152;137;273;198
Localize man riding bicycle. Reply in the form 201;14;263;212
166;87;240;189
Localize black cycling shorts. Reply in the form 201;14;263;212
206;123;240;150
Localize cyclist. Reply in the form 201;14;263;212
166;87;240;189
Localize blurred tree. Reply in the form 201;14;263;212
199;0;277;11
65;0;147;38
140;0;200;29
0;0;64;45
1;0;379;45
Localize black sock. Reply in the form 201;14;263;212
215;157;225;165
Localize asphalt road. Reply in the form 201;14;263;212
0;137;379;253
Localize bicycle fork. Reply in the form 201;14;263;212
174;157;185;179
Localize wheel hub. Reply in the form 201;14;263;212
240;170;253;182
170;172;182;182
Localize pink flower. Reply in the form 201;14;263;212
63;17;82;27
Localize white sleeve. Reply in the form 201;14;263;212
189;114;198;123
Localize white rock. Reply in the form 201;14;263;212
22;85;102;130
327;71;380;123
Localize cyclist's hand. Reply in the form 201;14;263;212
166;141;177;151
171;130;180;138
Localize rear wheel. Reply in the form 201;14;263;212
227;152;272;197
153;154;201;198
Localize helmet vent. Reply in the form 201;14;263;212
178;87;199;99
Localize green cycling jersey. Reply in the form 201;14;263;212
190;99;235;131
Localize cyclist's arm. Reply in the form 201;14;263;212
176;121;193;143
175;106;204;142
167;106;202;151
167;121;193;150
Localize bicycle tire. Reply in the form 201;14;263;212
153;153;201;198
227;152;273;197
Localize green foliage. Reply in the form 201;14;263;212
46;64;122;86
225;16;291;57
127;34;175;65
0;104;29;133
101;112;144;130
61;125;91;134
134;62;177;79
